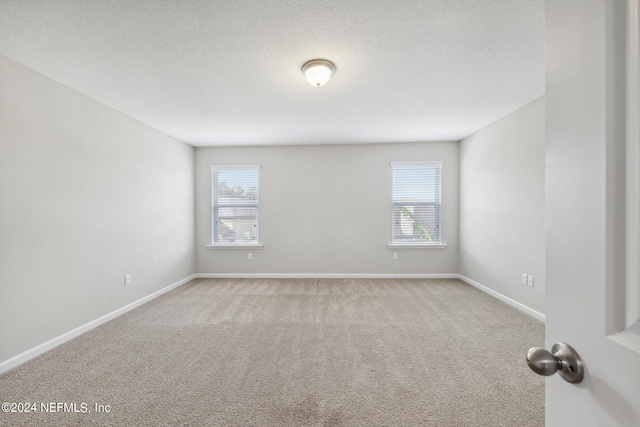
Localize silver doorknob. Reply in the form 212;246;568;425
526;342;584;383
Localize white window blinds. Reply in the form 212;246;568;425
391;162;442;244
211;165;260;245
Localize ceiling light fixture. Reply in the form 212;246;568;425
302;59;335;87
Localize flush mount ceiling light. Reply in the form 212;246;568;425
302;59;335;87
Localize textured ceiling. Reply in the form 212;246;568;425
0;0;544;147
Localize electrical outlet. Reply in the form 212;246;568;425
124;274;131;286
521;273;528;285
393;252;398;260
248;253;253;261
527;275;534;287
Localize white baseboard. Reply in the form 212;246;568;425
0;274;196;375
196;273;460;279
457;275;545;322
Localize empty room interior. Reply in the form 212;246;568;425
2;1;640;426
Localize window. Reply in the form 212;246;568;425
210;165;260;246
391;162;442;245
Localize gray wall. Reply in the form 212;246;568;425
196;142;459;275
0;56;196;363
459;96;545;314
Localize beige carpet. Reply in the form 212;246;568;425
0;278;544;426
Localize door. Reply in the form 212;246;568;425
546;0;640;425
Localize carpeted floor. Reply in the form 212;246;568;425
0;278;544;426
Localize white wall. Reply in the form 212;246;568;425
195;142;459;275
459;96;545;314
0;56;196;364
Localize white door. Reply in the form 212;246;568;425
546;0;640;425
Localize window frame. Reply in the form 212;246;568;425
389;161;446;249
207;165;263;249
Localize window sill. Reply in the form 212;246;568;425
387;243;447;249
207;244;264;250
